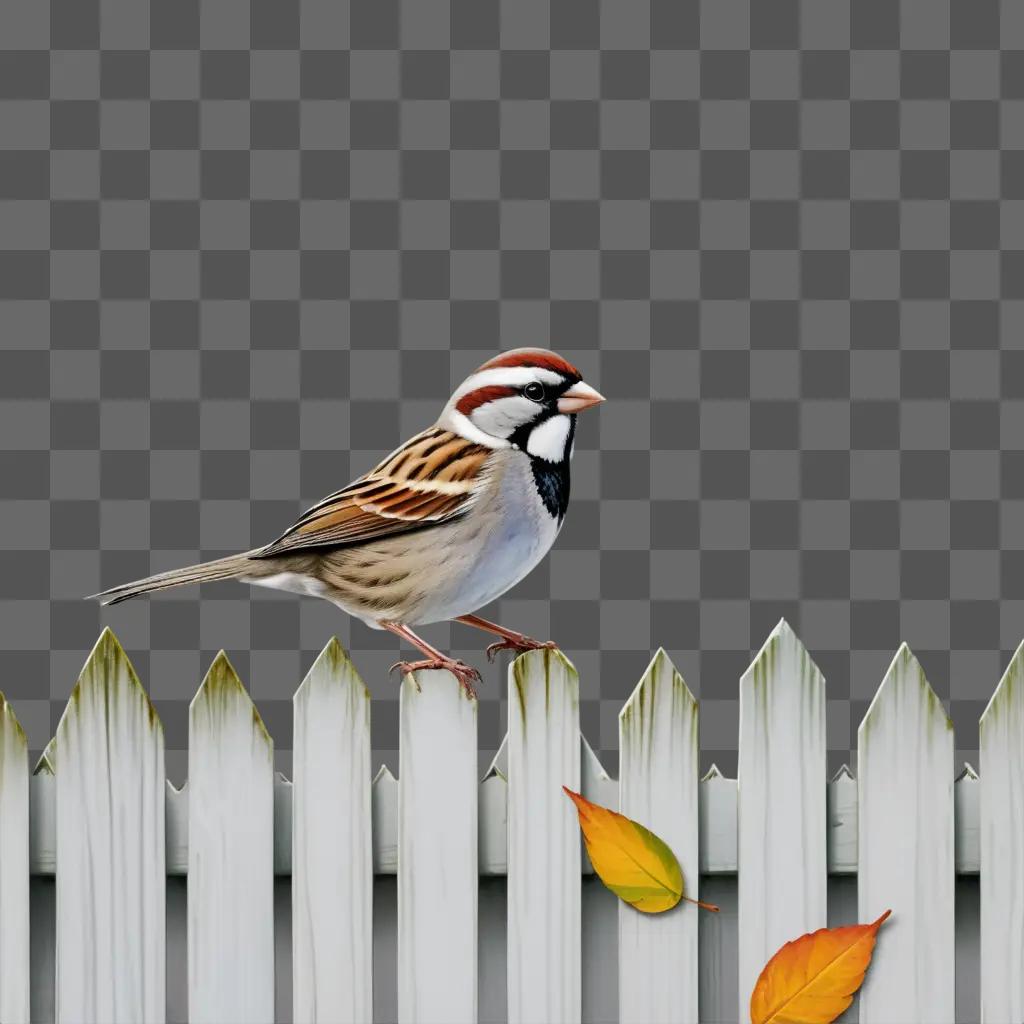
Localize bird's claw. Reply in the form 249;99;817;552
485;637;559;662
389;657;481;699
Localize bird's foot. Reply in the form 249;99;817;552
485;635;559;662
389;657;482;699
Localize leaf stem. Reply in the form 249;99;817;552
680;894;719;913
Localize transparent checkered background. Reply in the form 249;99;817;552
2;0;1023;782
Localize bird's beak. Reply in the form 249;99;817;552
557;381;605;413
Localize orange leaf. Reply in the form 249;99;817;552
749;910;891;1024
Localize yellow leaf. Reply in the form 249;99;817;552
749;910;892;1024
562;786;685;913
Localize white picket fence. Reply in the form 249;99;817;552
0;620;1018;1023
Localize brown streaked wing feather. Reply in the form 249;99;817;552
253;428;493;557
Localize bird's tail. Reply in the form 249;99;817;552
88;550;263;606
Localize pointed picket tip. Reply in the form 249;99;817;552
0;690;27;749
830;763;855;783
701;763;726;782
194;650;244;700
483;732;509;782
58;627;161;737
191;650;271;746
373;763;396;786
956;762;979;782
294;636;369;704
619;647;697;725
743;617;824;695
581;735;612;784
33;737;56;776
859;642;953;739
980;639;1024;730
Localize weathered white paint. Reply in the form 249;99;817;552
372;764;399;873
480;734;617;880
980;642;1024;1022
738;619;827;1020
617;649;699;1024
829;875;860;1024
580;735;616;876
955;763;979;874
858;643;954;1023
827;765;857;873
188;652;274;1024
23;753;994;877
53;628;165;1024
274;771;292;873
29;773;55;873
480;737;508;875
292;639;372;1024
699;765;737;873
507;648;581;1024
14;626;1009;1024
0;692;29;1024
165;780;187;873
397;670;477;1024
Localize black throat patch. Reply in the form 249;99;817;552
510;414;575;521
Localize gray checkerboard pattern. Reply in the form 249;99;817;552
1;0;1022;783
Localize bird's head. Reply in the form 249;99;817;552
439;348;605;459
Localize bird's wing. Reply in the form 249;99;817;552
253;427;495;557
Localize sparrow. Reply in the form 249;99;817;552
91;348;605;697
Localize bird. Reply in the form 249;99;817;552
91;348;605;697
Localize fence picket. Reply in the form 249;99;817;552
480;737;508;875
0;692;29;1024
738;619;827;1019
618;649;699;1024
398;670;478;1024
188;652;274;1024
954;763;979;873
699;764;737;873
827;765;857;874
292;638;372;1024
980;642;1024;1022
372;764;399;872
507;649;581;1024
165;781;188;873
52;629;165;1024
13;625;1019;1021
858;644;954;1022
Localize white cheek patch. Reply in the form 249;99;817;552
527;414;571;462
473;395;536;438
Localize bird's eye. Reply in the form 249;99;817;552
524;381;546;402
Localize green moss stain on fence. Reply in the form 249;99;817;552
295;636;371;723
748;630;777;717
860;643;952;755
194;650;272;751
0;691;27;749
510;647;578;733
620;649;696;771
0;691;27;794
317;635;350;675
512;657;529;728
33;738;55;776
44;627;164;771
981;642;1024;736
